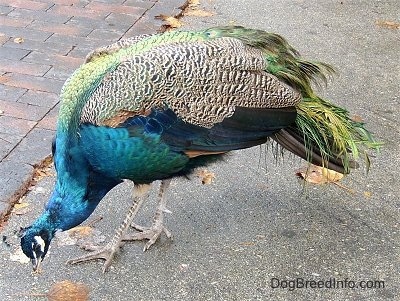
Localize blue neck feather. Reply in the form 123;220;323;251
32;132;121;234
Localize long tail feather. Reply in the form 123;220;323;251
207;26;382;172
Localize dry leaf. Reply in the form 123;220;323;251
156;14;183;28
239;241;255;246
13;37;24;43
184;9;214;17
364;191;372;198
352;115;364;123
47;280;89;301
67;226;93;238
13;202;29;210
56;226;105;248
12;202;31;215
188;0;200;7
197;169;215;184
376;20;400;29
33;165;54;182
296;164;344;184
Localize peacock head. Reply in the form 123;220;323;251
20;226;53;272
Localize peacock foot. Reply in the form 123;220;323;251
123;222;172;251
66;241;124;273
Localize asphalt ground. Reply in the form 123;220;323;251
0;1;399;300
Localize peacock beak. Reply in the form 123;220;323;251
31;257;41;272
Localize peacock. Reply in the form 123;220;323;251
20;26;379;273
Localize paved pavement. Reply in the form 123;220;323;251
0;0;399;300
0;0;183;221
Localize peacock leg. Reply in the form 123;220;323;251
67;183;151;273
123;179;173;251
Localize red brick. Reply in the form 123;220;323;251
46;33;105;49
0;132;21;160
17;90;59;107
123;16;161;38
87;28;124;41
0;0;51;10
0;115;36;137
5;127;54;166
0;73;63;94
0;58;51;76
27;20;93;37
0;15;33;27
50;4;108;19
0;4;14;14
0;34;9;45
8;8;72;24
45;66;72;81
86;2;147;15
0;99;49;121
67;45;93;59
0;47;30;60
120;0;155;10
1;25;53;42
35;0;82;5
23;51;83;69
3;38;73;55
37;103;59;130
0;84;27;101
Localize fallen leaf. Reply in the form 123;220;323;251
12;201;31;215
239;241;255;246
47;280;89;301
13;202;29;210
364;191;372;198
56;226;105;247
188;0;200;7
14;280;89;300
55;226;93;247
33;162;54;182
296;165;355;193
375;20;400;29
184;9;214;17
351;115;364;123
296;164;344;184
67;226;93;238
13;37;24;43
197;169;215;184
156;14;183;28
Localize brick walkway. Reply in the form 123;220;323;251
0;0;183;220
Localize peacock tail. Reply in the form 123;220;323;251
58;25;380;176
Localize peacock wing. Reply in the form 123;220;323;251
80;36;301;129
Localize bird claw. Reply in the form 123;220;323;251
124;223;172;251
66;242;123;273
